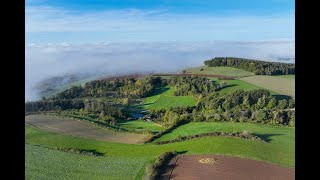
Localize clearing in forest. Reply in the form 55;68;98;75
142;86;196;110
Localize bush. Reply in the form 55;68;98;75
143;151;177;180
241;130;251;138
52;148;103;156
155;131;264;145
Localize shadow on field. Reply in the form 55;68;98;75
143;103;154;106
51;147;105;156
253;133;283;143
153;86;170;96
160;151;188;180
176;150;188;155
272;94;292;100
82;149;105;156
220;84;237;90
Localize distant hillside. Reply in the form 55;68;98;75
204;57;295;75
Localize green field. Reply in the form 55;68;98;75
117;120;164;132
141;86;196;110
146;96;196;110
240;76;295;97
155;122;294;144
26;120;295;179
210;78;264;94
26;144;147;180
185;66;254;77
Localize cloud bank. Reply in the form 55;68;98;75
26;41;295;101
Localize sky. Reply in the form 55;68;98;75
25;0;295;101
26;0;295;43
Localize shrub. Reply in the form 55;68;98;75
143;151;177;180
155;131;264;145
52;148;103;156
241;130;251;138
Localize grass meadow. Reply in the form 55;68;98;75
185;66;254;77
240;76;295;97
26;120;295;179
141;86;196;110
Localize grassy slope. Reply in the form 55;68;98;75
185;66;254;77
147;96;196;110
141;86;196;110
117;120;164;132
240;76;295;97
26;121;294;179
211;78;263;94
155;122;294;143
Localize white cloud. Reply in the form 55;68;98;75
25;41;295;101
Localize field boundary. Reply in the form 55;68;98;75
153;73;241;79
155;131;265;145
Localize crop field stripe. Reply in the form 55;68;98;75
26;115;147;144
240;76;295;97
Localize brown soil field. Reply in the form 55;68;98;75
161;155;294;180
25;114;147;144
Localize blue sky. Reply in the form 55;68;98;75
26;0;294;43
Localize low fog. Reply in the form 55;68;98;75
26;40;295;101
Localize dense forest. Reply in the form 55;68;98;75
204;57;295;75
147;89;295;127
48;76;164;100
26;75;295;126
25;99;124;118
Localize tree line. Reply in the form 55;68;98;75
144;89;295;126
204;57;295;75
48;76;164;100
25;99;124;118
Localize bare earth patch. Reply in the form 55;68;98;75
161;155;294;180
25;114;147;144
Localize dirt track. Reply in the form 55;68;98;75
25;114;146;144
161;155;294;180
